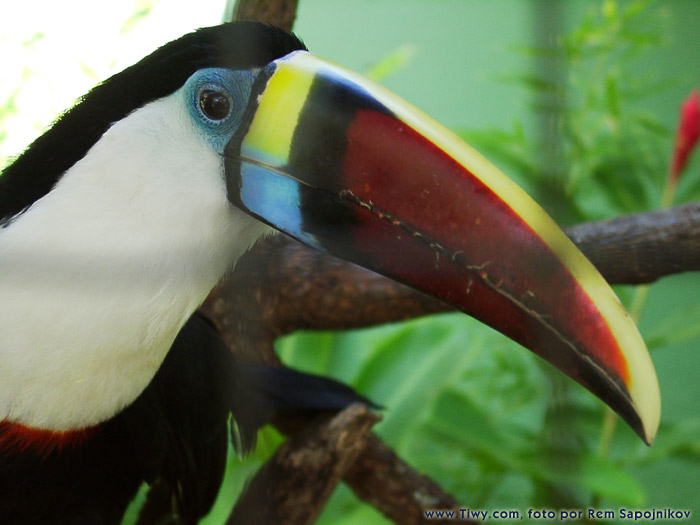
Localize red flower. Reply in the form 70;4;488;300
670;89;700;182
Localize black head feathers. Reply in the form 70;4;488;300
0;22;306;224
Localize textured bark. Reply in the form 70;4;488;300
564;202;700;284
228;404;380;525
202;234;447;365
344;434;475;524
203;202;700;367
232;0;298;31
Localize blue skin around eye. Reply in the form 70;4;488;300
187;68;323;251
184;68;255;152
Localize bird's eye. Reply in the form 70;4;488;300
199;89;232;121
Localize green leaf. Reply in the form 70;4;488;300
364;45;417;82
492;72;563;95
573;455;646;505
352;316;476;445
637;419;700;464
645;302;700;349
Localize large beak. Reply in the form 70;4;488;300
224;51;660;444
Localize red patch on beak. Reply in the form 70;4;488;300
341;110;629;386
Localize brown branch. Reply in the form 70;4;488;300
232;0;298;31
228;404;380;525
344;434;476;525
204;202;700;364
203;234;445;365
564;201;700;284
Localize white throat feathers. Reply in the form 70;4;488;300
0;92;267;431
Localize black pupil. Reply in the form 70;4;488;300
200;90;231;120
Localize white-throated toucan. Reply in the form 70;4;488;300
0;22;659;524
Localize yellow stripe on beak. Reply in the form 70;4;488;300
242;61;316;164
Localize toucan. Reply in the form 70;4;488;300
0;22;659;524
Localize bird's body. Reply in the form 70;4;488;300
0;21;659;524
0;24;361;523
1;314;240;524
0;24;301;434
1;312;356;523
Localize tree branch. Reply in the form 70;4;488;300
343;434;475;524
228;404;380;525
565;201;700;284
204;202;700;365
232;0;298;31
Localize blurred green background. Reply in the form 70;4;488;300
2;1;699;524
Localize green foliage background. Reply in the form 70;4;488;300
2;1;699;524
282;1;700;523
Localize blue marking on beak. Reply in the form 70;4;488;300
239;162;324;251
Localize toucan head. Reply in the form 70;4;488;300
0;22;659;442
